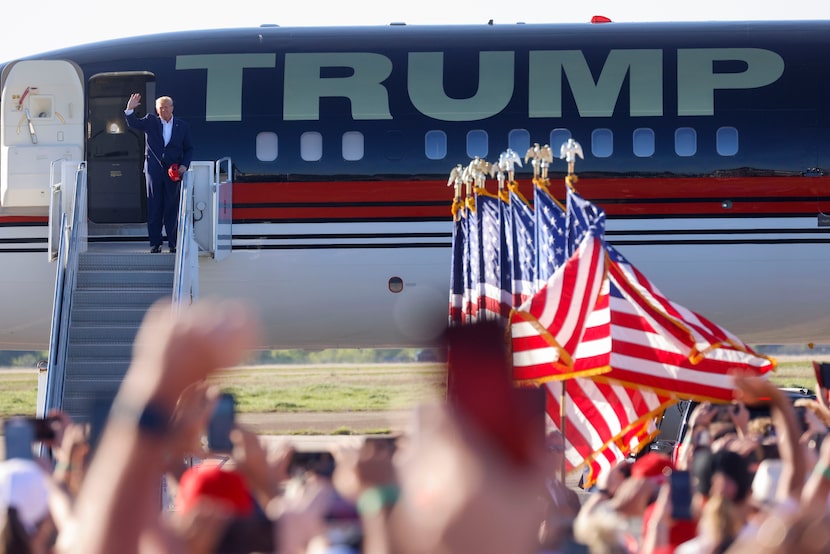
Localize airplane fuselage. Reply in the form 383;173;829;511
1;20;829;349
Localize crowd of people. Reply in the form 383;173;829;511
2;298;830;553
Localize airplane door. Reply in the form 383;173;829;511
86;72;154;223
0;60;84;208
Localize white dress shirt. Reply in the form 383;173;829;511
161;116;173;146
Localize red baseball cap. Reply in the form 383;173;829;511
168;163;181;181
630;452;674;482
176;465;254;516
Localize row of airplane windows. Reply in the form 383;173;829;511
254;127;740;163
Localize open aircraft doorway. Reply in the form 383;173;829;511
86;72;154;224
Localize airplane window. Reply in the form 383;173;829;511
256;132;278;162
633;128;655;157
675;127;697;157
716;127;739;156
425;130;447;160
467;130;488;159
301;132;323;162
550;128;572;155
342;131;364;161
509;129;531;156
591;128;613;158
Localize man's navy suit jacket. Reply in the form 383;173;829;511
125;111;194;182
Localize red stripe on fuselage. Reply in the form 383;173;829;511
0;216;48;225
3;176;826;226
232;176;830;221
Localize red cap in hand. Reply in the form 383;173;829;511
168;163;181;181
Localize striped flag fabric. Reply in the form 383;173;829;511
509;185;536;308
565;186;606;257
509;182;775;484
561;185;774;402
544;378;676;487
600;244;775;402
476;191;505;322
498;190;515;320
564;187;613;379
510;228;607;383
534;183;567;289
448;203;466;325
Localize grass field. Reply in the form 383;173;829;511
0;359;820;422
0;364;448;420
208;364;446;413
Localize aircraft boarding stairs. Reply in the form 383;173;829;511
37;159;232;423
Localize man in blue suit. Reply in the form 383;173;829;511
124;93;194;253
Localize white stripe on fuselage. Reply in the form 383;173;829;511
0;215;829;349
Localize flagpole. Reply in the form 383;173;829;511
557;140;583;485
560;380;567;483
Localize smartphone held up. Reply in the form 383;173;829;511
3;417;35;460
3;416;61;460
207;392;236;452
669;470;694;521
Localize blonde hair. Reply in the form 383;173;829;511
155;96;173;108
698;494;743;552
748;416;775;438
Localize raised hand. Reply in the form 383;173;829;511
126;93;141;111
119;298;261;414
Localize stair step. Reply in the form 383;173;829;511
70;307;150;325
62;385;121;422
76;271;174;288
68;343;133;360
64;361;132;380
79;252;175;271
72;289;172;309
66;366;130;383
67;324;140;343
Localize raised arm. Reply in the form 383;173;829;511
733;375;805;502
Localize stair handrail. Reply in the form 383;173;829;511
42;162;88;415
213;157;233;261
40;210;67;418
173;168;198;310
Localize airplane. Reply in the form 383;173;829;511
1;18;830;353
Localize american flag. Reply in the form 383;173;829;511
462;198;480;322
564;188;612;378
448;202;466;325
498;191;515;320
562;186;774;401
544;378;675;487
477;191;504;322
601;243;775;402
545;238;773;486
509;186;536;308
509;183;775;485
566;187;606;256
511;229;607;383
534;183;567;289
